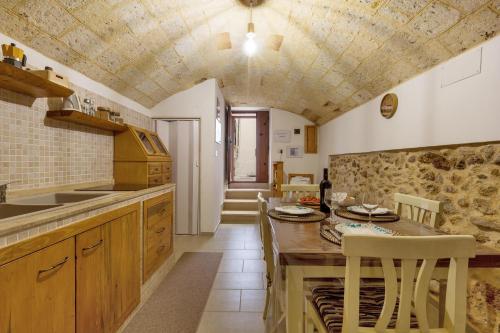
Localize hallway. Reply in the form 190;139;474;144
174;224;266;333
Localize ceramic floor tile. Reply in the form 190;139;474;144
196;311;265;333
218;259;244;272
205;289;241;312
243;259;266;273
213;272;264;290
223;249;262;260
240;290;266;312
244;240;263;249
201;240;245;250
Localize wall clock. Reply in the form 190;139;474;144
380;93;398;119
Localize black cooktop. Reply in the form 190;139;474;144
76;184;152;191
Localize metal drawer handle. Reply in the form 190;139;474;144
157;245;166;253
38;256;69;277
155;227;166;234
82;239;103;254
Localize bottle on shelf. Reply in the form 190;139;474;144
319;168;332;214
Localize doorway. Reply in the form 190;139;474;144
156;119;200;235
227;110;269;185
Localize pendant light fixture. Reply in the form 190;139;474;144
243;1;257;57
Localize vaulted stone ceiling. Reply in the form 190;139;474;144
0;0;498;124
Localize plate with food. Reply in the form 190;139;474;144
275;206;315;215
299;196;320;206
347;205;391;215
334;222;394;236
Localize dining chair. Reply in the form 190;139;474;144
394;193;442;228
258;192;275;320
305;234;476;333
281;184;320;201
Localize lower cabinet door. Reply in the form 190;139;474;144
0;238;75;333
76;225;108;333
107;209;141;331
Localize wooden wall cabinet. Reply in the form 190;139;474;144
0;238;75;333
114;125;172;187
76;206;140;333
304;125;318;154
143;192;174;282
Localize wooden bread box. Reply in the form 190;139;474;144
114;125;172;187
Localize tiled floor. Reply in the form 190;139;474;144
174;224;266;333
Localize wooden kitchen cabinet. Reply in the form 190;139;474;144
76;225;108;333
0;238;75;333
143;192;174;282
107;209;141;330
76;206;140;333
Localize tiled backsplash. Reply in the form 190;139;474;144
0;84;153;191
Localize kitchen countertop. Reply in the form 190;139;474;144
0;183;175;237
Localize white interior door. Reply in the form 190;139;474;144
156;120;200;235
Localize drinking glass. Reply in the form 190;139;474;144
361;192;380;224
324;188;334;220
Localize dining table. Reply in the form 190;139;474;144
266;198;500;333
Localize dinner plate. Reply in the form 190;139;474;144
347;205;390;215
275;206;314;215
334;222;394;236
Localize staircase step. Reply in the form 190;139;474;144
223;199;258;211
221;210;259;224
225;189;271;199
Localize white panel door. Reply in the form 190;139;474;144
157;120;200;235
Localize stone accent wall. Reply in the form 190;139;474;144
0;84;153;191
329;142;500;332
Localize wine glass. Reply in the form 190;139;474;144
361;192;380;224
324;188;334;220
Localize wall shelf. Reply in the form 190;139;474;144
46;110;127;132
0;63;74;98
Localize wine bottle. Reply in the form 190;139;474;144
319;168;332;214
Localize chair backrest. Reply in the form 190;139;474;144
288;173;314;184
281;184;319;201
394;193;442;228
341;235;476;333
257;193;274;284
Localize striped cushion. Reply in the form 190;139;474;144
311;282;418;333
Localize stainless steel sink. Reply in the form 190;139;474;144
10;192;110;205
0;204;62;219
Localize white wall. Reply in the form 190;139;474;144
319;36;500;171
270;109;320;183
0;32;149;116
151;79;225;233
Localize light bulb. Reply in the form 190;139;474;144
243;37;257;57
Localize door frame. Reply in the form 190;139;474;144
226;110;269;184
154;118;201;235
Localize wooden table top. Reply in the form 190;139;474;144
268;198;500;268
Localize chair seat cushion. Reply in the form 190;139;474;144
311;282;418;333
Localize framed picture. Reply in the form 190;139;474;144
273;130;291;143
215;99;222;144
286;146;303;158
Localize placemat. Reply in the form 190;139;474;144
334;209;400;222
268;209;326;222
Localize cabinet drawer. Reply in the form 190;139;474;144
161;162;171;174
144;231;171;280
162;174;171;184
145;200;172;229
148;163;162;176
148;174;163;186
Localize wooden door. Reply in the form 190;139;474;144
227;110;236;182
106;210;140;331
304;125;317;153
256;111;269;183
0;238;75;333
76;226;108;333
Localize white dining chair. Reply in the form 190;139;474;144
394;193;442;228
281;184;319;201
305;234;476;333
258;192;274;320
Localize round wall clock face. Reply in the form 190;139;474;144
380;93;398;119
